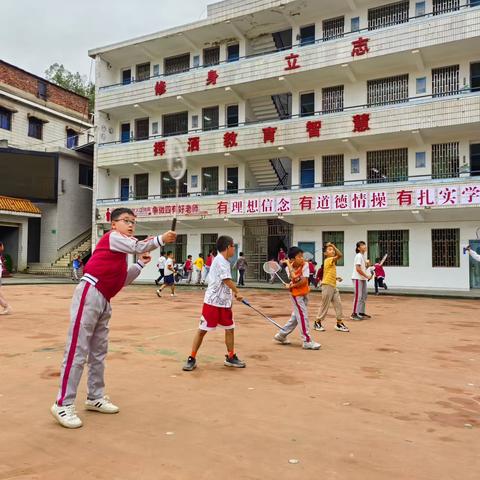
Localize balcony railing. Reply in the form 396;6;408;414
97;3;480;92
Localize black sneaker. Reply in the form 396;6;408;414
224;354;246;368
384;284;388;290
155;279;159;285
182;356;196;371
359;313;372;319
350;314;363;321
313;321;326;332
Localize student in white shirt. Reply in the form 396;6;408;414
156;251;176;297
351;241;373;321
155;251;167;285
0;242;12;315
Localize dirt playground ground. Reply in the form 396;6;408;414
0;284;478;480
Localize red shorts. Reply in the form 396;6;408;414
200;303;234;331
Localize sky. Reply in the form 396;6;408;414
1;0;214;81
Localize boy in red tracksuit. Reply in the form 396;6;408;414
51;207;176;429
374;257;388;295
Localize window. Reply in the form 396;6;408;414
226;105;239;127
164;234;187;264
300;92;315;117
368;230;409;266
416;77;427;94
300;160;315;188
121;69;131;85
66;128;78;149
202;106;219;131
432;65;459;97
134;173;149;200
226;167;239;194
433;0;460;15
351;158;360;174
203;46;220;67
153;64;160;76
367;74;409;106
121;123;130;143
472;0;480;6
351;17;360;32
300;25;315;46
152;122;159;135
202;166;219;195
161;170;187;198
136;62;150;82
367;148;408;183
37;80;47;100
432;229;459;267
415;151;426;168
323;16;344;41
322;85;344;113
135;118;149;141
28;117;43;139
368;1;409;30
322;231;344;266
201;233;218;259
193;55;200;68
322;155;344;187
471;62;480;92
470;144;480;176
432;142;459;179
227;44;240;62
79;164;93;187
120;178;130;201
164;53;190;75
415;1;426;16
191;115;199;129
272;29;292;50
0;107;12;130
162;111;188;136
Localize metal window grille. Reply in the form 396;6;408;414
136;63;150;82
0;108;12;130
432;229;459;267
28;117;43;139
164;235;187;264
432;142;459;179
203;47;220;67
202;166;219;195
367;230;409;266
367;148;408;183
161;171;188;198
322;16;345;41
322;155;344;187
322;231;345;266
202;106;219;131
164;53;190;76
134;173;149;200
134;118;149;140
433;0;460;15
162;111;188;136
367;74;409;106
368;1;409;30
202;234;218;259
322;86;344;113
432;65;459;97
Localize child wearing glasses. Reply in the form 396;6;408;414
51;207;176;429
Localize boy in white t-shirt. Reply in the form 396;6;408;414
351;241;373;321
156;251;176;297
0;242;12;315
155;251;167;285
183;236;245;371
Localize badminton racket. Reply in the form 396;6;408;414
242;299;286;331
303;252;314;261
167;138;187;231
262;260;287;285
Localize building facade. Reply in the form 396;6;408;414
0;60;94;271
90;0;480;291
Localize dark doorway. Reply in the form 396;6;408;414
27;218;41;263
471;144;480;176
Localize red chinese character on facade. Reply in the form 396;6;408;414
154;140;166;156
284;53;301;71
461;185;480;204
159;206;165;214
192;205;199;213
263;127;277;144
178;205;185;214
306;120;322;138
155;81;167;96
299;196;313;211
246;199;259;214
438;187;458;206
370;191;388;209
187;136;200;152
351;192;368;209
351;37;370;57
416;188;435;207
334;194;349;210
206;70;219;86
152;206;159;215
276;197;292;213
231;200;244;214
397;190;413;206
316;194;331;211
224;131;238;148
352;114;370;133
261;198;275;213
165;206;172;214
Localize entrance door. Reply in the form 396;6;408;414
298;242;316;261
120;178;130;201
471;144;480;176
469;240;480;289
471;62;480;92
121;123;130;143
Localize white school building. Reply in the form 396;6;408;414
89;0;480;291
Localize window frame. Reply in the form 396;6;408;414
0;107;12;131
28;117;43;140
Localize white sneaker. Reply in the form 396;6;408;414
50;403;83;429
171;293;176;297
303;341;321;350
335;322;350;332
274;332;291;344
156;289;162;297
85;396;119;414
313;321;325;332
0;305;12;315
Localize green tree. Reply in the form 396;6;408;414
45;63;95;114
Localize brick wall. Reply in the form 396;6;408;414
0;61;89;116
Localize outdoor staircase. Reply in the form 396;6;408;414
248;96;279;121
249;34;277;56
248;158;290;189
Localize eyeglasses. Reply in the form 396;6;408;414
114;218;137;226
